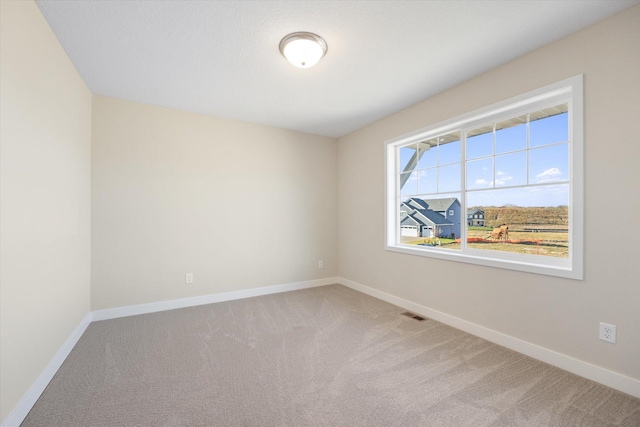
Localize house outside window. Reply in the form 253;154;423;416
385;75;583;279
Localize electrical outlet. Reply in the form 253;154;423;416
599;322;616;344
185;273;194;284
318;260;324;269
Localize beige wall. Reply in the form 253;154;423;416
91;96;338;310
2;1;638;422
0;1;92;423
337;5;640;380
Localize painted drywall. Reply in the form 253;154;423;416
91;96;338;310
0;0;92;423
337;5;640;381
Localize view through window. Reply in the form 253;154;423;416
386;76;583;279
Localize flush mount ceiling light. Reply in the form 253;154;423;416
279;32;327;68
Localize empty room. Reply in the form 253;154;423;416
1;0;639;426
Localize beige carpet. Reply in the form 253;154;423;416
23;285;640;426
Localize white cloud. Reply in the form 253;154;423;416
406;170;424;182
495;171;513;186
475;173;514;186
536;167;562;183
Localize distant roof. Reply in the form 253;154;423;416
413;209;453;226
404;198;430;210
467;207;484;215
422;198;459;212
401;216;421;226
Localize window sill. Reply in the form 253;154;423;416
385;243;582;280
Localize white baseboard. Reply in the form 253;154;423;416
337;277;640;399
6;276;635;427
92;277;339;321
2;313;92;427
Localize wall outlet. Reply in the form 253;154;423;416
599;322;616;344
185;273;194;284
318;260;324;269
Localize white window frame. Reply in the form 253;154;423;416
385;75;583;280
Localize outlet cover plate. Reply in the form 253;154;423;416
599;322;616;344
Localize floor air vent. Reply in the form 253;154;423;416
401;312;429;322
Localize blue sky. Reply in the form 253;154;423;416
400;111;569;207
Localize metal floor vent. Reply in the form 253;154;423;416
401;311;429;322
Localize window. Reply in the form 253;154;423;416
385;75;583;279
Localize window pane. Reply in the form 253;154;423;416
438;132;461;165
401;193;462;248
438;163;460;193
466;186;569;258
417;141;437;168
530;107;568;147
466;128;493;159
466;158;493;190
400;171;417;196
496;116;526;154
399;144;417;171
495;151;527;187
417;169;437;194
529;143;569;184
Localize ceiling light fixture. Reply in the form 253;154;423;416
279;32;327;68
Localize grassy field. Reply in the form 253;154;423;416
406;226;569;258
482;206;568;228
403;206;569;258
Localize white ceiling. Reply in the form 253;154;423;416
36;0;637;138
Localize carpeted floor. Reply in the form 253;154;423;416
23;285;640;426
